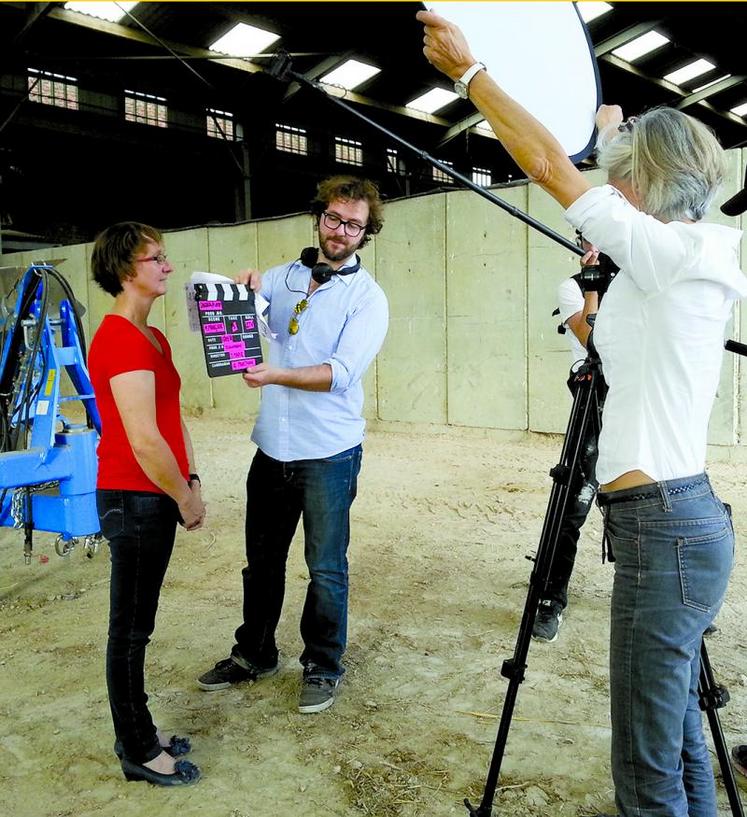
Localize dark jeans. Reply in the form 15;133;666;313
544;378;600;608
233;445;362;680
97;489;178;764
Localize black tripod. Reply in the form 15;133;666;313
464;332;605;816
466;332;746;816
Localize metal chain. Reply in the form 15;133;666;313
10;481;59;527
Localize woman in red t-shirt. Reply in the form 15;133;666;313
89;222;205;787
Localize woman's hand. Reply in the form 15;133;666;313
580;239;600;266
179;484;206;531
235;269;263;291
416;10;476;81
595;104;624;135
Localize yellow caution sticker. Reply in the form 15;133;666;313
44;369;56;396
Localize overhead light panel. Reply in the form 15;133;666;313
730;102;747;117
612;30;669;62
406;88;459;115
321;59;381;91
209;22;280;58
475;119;494;134
664;59;715;86
693;73;731;93
64;2;138;23
576;2;613;23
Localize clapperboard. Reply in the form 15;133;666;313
193;282;263;377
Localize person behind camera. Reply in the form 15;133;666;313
418;10;746;817
533;243;601;643
89;222;205;786
197;175;388;715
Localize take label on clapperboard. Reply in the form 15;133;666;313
193;281;263;378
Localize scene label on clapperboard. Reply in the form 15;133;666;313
185;272;274;378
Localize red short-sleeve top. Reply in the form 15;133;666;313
89;314;189;492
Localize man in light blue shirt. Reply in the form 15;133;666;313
198;176;388;714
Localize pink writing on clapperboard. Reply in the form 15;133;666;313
232;358;257;370
203;322;226;334
199;300;222;311
243;317;256;331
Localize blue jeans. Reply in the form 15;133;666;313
97;489;179;763
233;445;362;680
599;474;733;817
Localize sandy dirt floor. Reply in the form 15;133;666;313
1;417;746;817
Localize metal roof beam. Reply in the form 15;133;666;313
437;111;484;147
283;53;351;101
594;21;664;57
318;83;450;127
600;53;747;131
49;9;449;128
676;75;745;109
48;7;262;74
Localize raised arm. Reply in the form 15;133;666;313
417;10;592;208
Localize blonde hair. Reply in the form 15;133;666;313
596;107;725;221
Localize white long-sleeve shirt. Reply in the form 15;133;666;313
565;185;747;484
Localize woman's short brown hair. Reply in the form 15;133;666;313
91;221;162;296
311;175;384;247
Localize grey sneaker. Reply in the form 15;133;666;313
197;656;278;691
532;599;565;643
298;675;341;713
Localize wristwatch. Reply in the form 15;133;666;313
454;62;486;99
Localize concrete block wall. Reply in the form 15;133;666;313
2;147;745;446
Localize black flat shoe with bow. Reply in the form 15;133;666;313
120;756;201;786
114;734;191;759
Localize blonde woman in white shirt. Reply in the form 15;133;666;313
418;10;746;817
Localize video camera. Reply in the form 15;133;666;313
571;231;619;297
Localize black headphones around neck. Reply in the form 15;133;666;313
300;246;361;284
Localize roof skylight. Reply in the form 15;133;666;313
64;2;138;23
664;59;715;86
612;30;669;62
321;59;381;91
209;22;280;58
730;102;747;117
406;88;459;115
576;2;613;24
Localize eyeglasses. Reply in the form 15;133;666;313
135;252;168;265
288;298;308;335
321;211;367;238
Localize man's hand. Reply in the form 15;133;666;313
235;269;263;291
242;362;278;389
416;10;476;81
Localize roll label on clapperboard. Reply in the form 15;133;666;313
193;282;263;378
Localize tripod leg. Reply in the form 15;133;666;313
465;366;605;817
699;641;745;817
